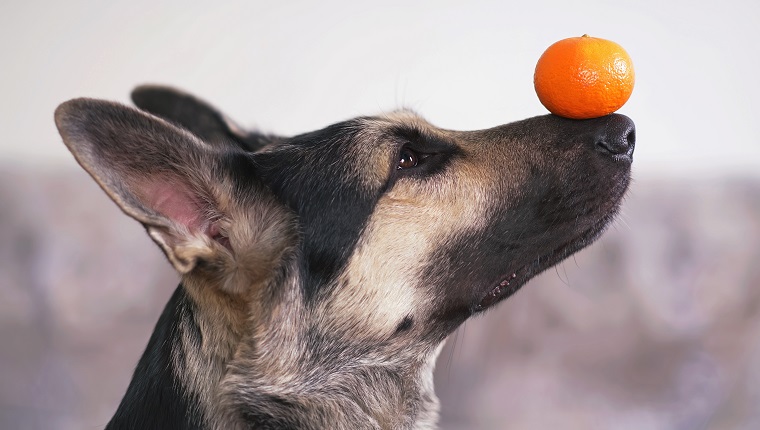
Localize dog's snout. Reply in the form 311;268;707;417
592;114;635;159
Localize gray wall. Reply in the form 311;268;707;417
2;170;759;429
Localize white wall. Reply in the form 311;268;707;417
1;0;758;178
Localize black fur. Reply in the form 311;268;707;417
254;121;387;299
107;287;204;430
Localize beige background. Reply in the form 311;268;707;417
2;0;759;429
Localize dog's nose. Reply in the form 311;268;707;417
594;114;636;157
590;114;635;159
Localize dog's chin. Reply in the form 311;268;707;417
474;211;619;313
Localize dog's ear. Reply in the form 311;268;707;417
54;98;286;278
131;85;281;152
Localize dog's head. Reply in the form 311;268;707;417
55;85;633;383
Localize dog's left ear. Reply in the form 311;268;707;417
131;85;282;152
54;98;293;286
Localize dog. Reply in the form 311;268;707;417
54;85;634;429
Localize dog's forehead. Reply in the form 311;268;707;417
361;109;431;129
325;110;441;188
351;110;435;144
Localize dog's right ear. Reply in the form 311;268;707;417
131;85;281;152
54;98;289;282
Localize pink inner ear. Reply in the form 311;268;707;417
138;180;207;233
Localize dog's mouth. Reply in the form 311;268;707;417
474;213;617;312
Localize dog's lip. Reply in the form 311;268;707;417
610;153;633;164
474;213;617;312
476;271;523;311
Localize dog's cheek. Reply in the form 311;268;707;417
326;172;499;340
325;239;421;340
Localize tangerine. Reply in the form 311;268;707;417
534;35;635;119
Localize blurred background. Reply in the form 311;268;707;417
1;0;759;429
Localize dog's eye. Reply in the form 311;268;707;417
397;149;419;170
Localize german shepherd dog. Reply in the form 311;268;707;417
54;85;634;429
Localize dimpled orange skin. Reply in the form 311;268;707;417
534;35;635;119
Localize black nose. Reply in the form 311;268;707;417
592;114;635;159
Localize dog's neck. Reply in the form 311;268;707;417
107;283;442;430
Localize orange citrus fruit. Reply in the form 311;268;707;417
534;34;635;119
